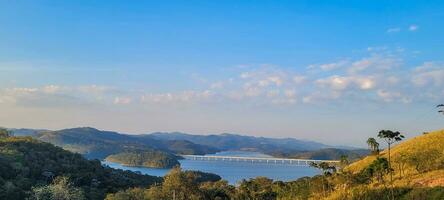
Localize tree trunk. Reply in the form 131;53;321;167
388;143;392;182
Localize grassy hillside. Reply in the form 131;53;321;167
322;129;444;199
347;129;444;175
0;135;161;200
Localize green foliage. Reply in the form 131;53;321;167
360;157;391;183
272;148;369;161
0;128;11;139
0;136;161;200
366;137;379;155
378;130;405;145
235;177;276;200
106;151;180;168
31;176;85;200
105;188;150;200
310;162;337;176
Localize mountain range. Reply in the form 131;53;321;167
7;127;368;163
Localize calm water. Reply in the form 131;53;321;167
102;151;319;185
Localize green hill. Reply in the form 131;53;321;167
11;127;219;159
106;151;181;168
0;135;161;200
9;127;220;168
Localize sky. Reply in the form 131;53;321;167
0;0;443;146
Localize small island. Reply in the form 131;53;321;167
105;150;180;169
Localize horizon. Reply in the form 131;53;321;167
1;1;444;146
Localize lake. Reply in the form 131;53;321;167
103;151;319;185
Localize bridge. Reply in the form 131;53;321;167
180;155;339;166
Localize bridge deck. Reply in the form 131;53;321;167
180;155;339;166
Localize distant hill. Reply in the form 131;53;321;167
8;127;361;161
271;148;369;161
148;132;364;160
149;132;331;152
10;127;219;160
0;135;161;200
5;128;48;137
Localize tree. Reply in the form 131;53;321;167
366;137;380;155
339;155;349;171
362;157;391;183
377;130;404;182
0;128;11;139
31;176;85;200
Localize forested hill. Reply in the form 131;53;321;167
10;127;219;159
148;132;366;160
0;134;162;200
8;127;366;161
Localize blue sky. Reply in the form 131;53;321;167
1;1;443;146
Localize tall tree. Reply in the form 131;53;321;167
366;137;380;155
377;130;404;182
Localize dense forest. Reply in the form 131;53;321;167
0;129;162;200
106;151;181;168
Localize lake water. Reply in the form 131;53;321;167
102;151;319;185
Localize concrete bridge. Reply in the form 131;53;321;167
180;155;340;166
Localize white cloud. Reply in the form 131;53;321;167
210;82;224;89
376;90;412;103
316;75;350;90
140;90;214;104
268;76;283;86
319;60;348;71
348;54;402;74
293;75;306;84
411;62;444;87
409;25;418;31
113;97;132;105
387;28;401;33
42;85;62;94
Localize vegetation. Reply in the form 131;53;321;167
106;129;444;200
271;148;368;161
4;127;444;200
377;130;404;182
0;132;161;200
366;137;379;155
105;151;180;168
9;127;367;161
31;176;86;200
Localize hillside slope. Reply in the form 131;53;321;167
347;129;444;175
321;129;444;199
0;136;161;200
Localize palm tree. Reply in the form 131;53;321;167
366;137;379;155
377;130;404;182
